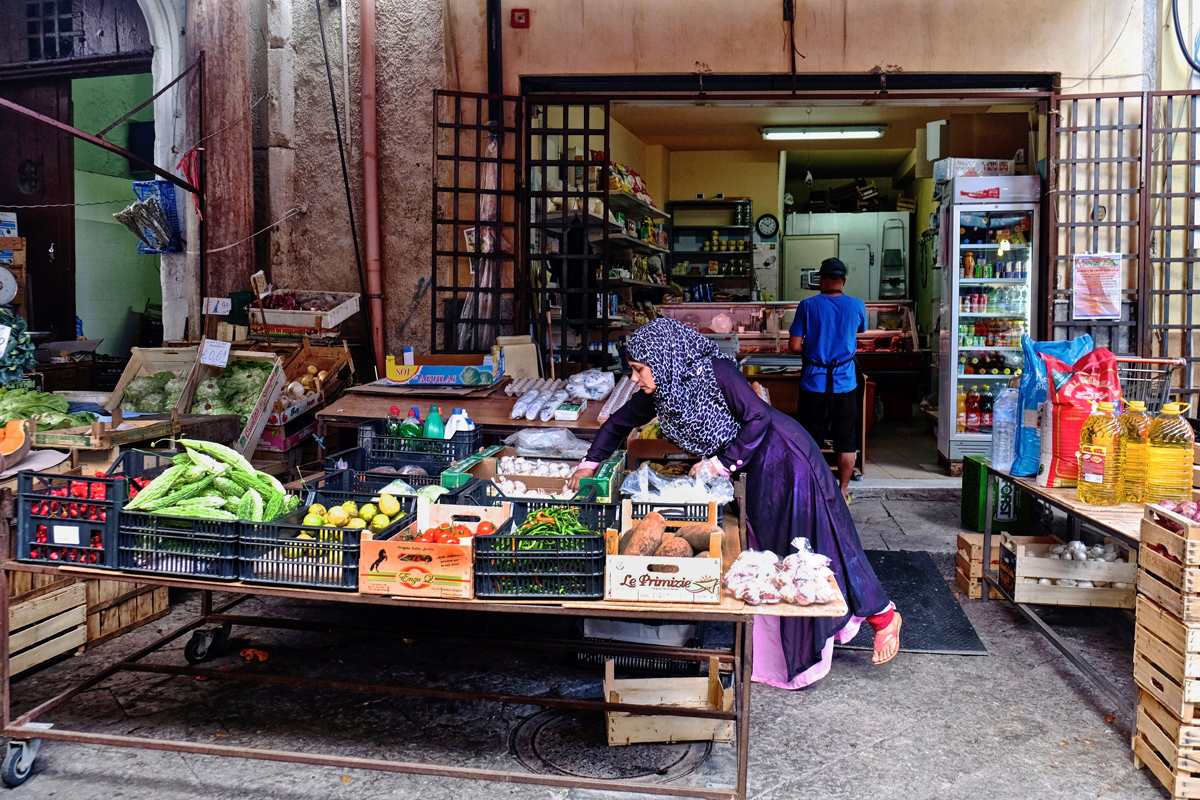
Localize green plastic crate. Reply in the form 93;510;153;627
962;455;1034;533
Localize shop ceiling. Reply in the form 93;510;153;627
609;101;1035;178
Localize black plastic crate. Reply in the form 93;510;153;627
628;500;723;525
103;448;184;486
473;518;605;600
356;420;482;468
453;480;620;532
289;468;420;513
116;511;239;580
239;499;414;590
323;447;451;481
17;471;127;569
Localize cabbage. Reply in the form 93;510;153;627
121;398;140;413
195;379;221;400
140;392;164;412
125;376;159;401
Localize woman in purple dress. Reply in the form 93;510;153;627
571;318;901;687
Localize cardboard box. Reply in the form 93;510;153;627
604;527;723;604
358;500;511;599
0;236;25;266
384;351;503;387
258;414;318;453
247;290;360;334
267;339;353;426
497;335;539;379
103;347;198;413
179;350;286;458
0;214;16;236
439;445;623;503
947;176;1041;205
933;158;1016;182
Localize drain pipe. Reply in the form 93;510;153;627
361;0;385;375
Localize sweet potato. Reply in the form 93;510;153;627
694;551;710;559
674;523;721;553
621;512;667;556
617;528;636;554
653;536;694;559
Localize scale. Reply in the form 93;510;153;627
0;267;19;306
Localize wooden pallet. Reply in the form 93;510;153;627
9;582;86;675
85;580;170;648
1135;689;1200;799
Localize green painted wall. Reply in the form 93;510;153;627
72;73;162;357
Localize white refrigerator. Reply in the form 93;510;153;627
784;211;911;301
936;184;1040;463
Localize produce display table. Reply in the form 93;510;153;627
982;466;1144;717
0;545;845;798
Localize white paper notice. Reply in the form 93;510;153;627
0;324;12;356
52;525;80;545
200;338;232;368
205;297;232;315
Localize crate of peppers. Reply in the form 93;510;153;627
473;506;609;600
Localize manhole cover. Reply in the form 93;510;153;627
510;709;711;781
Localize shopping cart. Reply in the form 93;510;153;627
1116;357;1185;413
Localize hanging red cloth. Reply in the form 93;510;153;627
175;149;203;220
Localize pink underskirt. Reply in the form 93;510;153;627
750;602;895;690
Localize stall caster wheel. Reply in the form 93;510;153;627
184;625;230;665
1;739;41;787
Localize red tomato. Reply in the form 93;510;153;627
452;524;472;538
440;536;460;545
415;533;435;543
476;521;496;536
438;522;453;531
424;527;441;538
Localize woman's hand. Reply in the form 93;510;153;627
689;458;726;482
568;467;596;492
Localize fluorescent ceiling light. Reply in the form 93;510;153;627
761;125;886;141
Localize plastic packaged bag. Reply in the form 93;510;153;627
503;428;592;460
618;463;735;505
1036;347;1122;488
1010;334;1093;477
567;369;616;401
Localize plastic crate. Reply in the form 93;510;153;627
116;511;240;580
628;500;723;525
103;449;182;483
356;420;483;468
961;455;1034;533
453;479;620;532
240;499;413;590
17;471;127;569
323;447;452;480
473;518;606;600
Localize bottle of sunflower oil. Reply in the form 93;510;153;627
1146;402;1196;504
1119;399;1152;503
1078;401;1124;506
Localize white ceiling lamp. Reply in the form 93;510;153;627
761;125;887;141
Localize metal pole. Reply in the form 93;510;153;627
981;468;995;602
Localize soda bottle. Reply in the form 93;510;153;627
1077;401;1125;506
956;385;967;433
966;386;981;433
1120;399;1152;503
980;386;994;429
1146;402;1195;504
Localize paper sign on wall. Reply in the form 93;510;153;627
1072;253;1122;320
205;297;232;315
250;271;270;299
0;324;12;356
200;338;232;368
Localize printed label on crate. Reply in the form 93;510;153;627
51;525;80;545
605;555;723;604
359;538;474;599
993;477;1017;522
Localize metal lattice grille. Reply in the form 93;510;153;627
1048;94;1144;354
525;98;613;373
1147;90;1200;406
431;91;521;354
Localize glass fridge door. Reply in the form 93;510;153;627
947;204;1038;460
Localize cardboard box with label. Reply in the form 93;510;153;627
384;350;504;387
604;526;723;605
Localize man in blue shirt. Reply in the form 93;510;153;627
788;258;866;501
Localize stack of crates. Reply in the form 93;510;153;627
1132;502;1200;798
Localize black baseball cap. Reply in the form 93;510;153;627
817;257;847;278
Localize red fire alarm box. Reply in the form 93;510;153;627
511;8;530;27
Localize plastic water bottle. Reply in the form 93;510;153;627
991;388;1018;473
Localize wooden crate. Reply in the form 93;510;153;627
956;532;1056;579
604;657;732;746
998;532;1138;608
1140;506;1200;623
1135;689;1200;799
85;580;170;648
8;571;75;605
954;565;999;600
9;582;86;675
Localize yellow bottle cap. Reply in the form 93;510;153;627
1096;401;1115;413
1125;400;1146;411
1161;403;1190;415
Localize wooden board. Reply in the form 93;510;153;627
1142;550;1200;623
32;413;180;451
7;570;75;604
8;582;86;675
317;391;609;436
1008;475;1146;541
85;582;170;648
1135;690;1200;799
604;657;733;746
955;565;999;600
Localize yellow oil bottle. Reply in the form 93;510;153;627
1078;401;1124;506
1119;399;1152;503
1145;402;1195;505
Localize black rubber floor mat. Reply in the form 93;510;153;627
836;549;988;656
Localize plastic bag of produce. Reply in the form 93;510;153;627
566;369;615;401
503;428;591;460
1035;347;1122;488
618;462;734;505
1010;334;1093;477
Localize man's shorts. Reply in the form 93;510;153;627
797;390;857;454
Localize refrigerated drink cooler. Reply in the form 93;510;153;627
936;177;1040;463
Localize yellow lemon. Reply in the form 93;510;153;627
359;504;377;523
341;501;359;519
377;493;400;518
370;514;390;533
302;513;326;527
308;503;327;517
325;507;350;527
348;518;367;529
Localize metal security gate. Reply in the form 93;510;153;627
1047;93;1146;354
430;91;522;354
1146;90;1200;406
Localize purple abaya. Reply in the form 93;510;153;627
585;357;891;683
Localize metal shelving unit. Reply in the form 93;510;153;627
668;199;755;300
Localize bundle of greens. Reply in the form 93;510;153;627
0;310;38;386
0;388;97;431
190;359;273;426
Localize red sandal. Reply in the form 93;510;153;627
871;612;902;665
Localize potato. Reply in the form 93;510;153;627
617;528;636;554
653;536;694;559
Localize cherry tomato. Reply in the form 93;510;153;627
424;528;441;539
476;521;496;536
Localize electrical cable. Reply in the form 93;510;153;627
315;0;370;309
1174;0;1200;74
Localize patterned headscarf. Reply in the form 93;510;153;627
626;318;741;457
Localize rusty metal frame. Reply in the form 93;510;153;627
430;90;522;354
0;553;759;799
